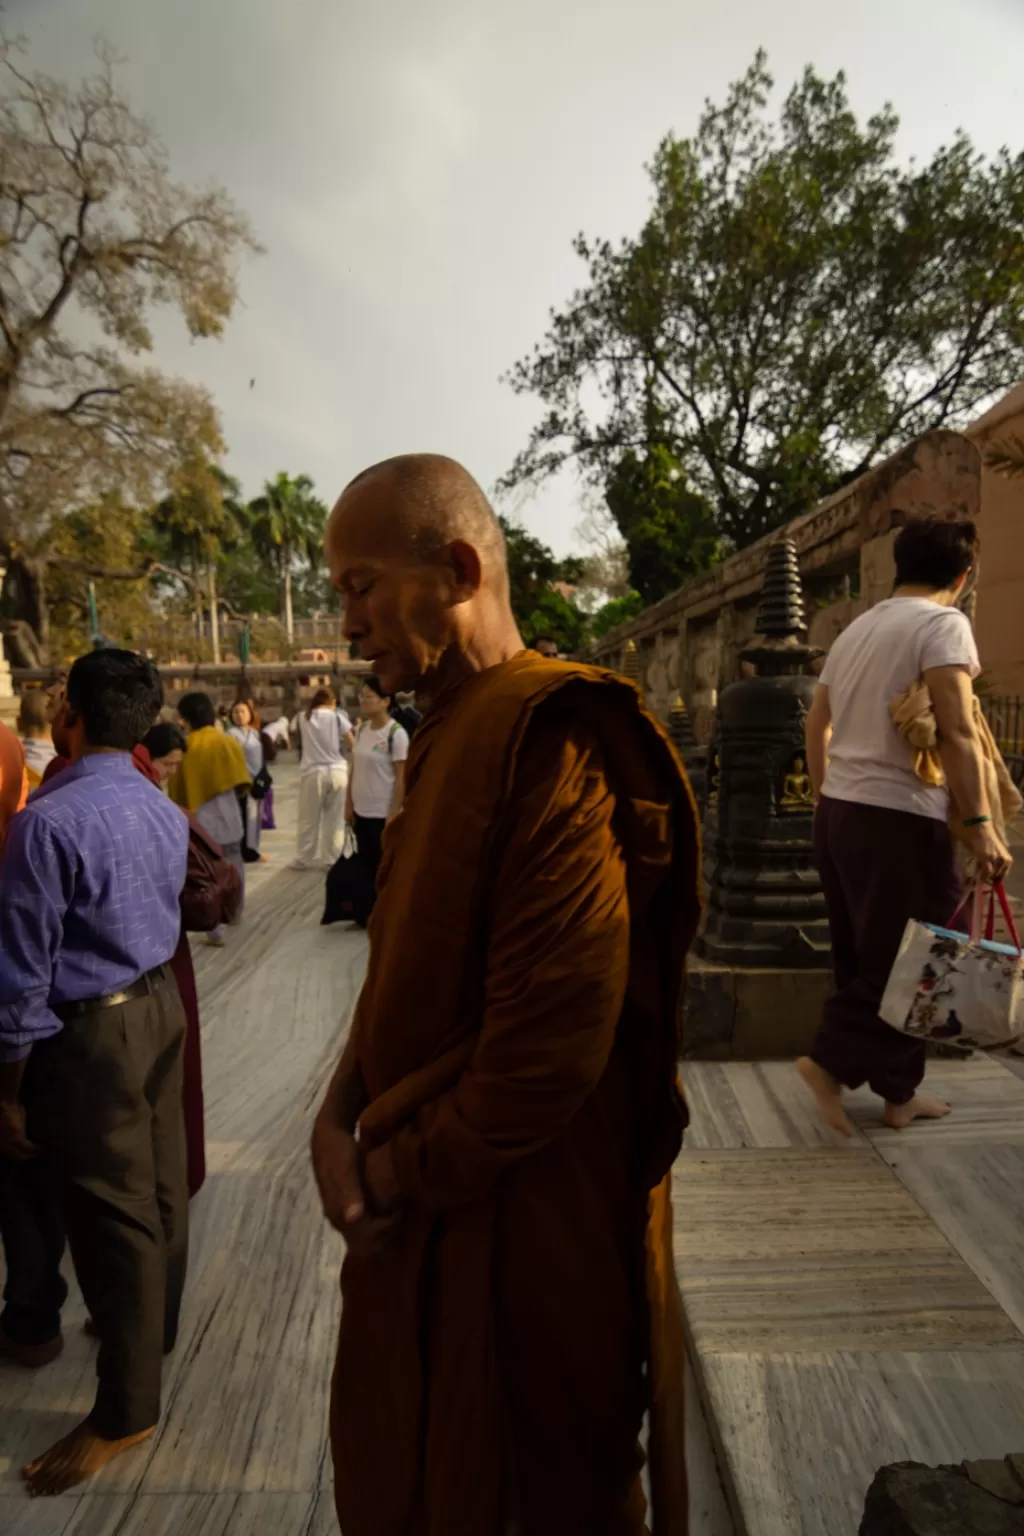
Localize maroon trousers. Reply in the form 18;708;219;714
810;796;963;1106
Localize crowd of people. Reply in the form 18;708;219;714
0;455;1015;1533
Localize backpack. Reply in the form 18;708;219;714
390;703;421;740
181;819;243;932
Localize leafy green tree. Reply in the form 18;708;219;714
605;442;720;602
503;51;1024;553
247;472;328;642
149;458;244;662
498;514;588;652
591;591;645;639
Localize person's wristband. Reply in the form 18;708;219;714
963;815;992;827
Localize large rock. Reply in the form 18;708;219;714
860;1459;1024;1535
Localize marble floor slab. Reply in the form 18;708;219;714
681;1061;870;1150
678;1054;1024;1534
700;1348;1024;1536
673;1147;1019;1354
873;1143;1024;1338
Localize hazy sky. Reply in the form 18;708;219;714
9;0;1024;553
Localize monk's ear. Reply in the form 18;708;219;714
443;539;484;604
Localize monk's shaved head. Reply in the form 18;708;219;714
337;454;507;579
326;454;523;698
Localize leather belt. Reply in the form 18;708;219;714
55;963;171;1022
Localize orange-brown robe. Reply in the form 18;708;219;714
331;655;702;1536
0;720;27;858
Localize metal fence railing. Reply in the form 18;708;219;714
982;695;1024;789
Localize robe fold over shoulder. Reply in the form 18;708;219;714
331;656;701;1536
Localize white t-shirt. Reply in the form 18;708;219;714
263;716;291;747
351;720;409;819
820;597;980;821
298;707;353;770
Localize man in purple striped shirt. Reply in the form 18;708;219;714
0;649;188;1497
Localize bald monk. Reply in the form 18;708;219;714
311;455;702;1535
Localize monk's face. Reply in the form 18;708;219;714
326;478;459;696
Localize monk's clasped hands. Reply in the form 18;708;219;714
311;1112;401;1255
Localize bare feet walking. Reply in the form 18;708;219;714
883;1095;952;1130
797;1056;855;1138
24;1420;155;1497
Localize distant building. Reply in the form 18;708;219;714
967;385;1024;698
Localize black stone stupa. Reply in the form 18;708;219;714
697;539;831;969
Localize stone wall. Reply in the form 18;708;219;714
588;429;982;739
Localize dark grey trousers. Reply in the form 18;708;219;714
25;972;189;1438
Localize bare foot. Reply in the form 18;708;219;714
24;1420;155;1497
883;1094;952;1130
797;1056;855;1138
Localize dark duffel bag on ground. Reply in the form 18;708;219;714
322;845;374;927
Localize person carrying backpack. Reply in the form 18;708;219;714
345;675;409;906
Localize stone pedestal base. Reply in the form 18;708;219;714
682;955;833;1059
0;655;18;725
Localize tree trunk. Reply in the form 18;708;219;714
283;545;294;644
192;545;204;649
209;564;221;665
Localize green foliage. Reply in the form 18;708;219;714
247;472;328;636
499;514;589;651
247;473;327;573
216;539;280;614
149;458;244;578
985;436;1024;479
503;50;1024;553
605;442;720;602
591;591;645;638
46;497;153;660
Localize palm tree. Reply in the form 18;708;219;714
151;460;244;663
247;472;327;643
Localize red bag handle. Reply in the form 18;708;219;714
951;883;1022;954
993;882;1022;956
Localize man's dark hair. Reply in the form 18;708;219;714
533;635;557;648
178;692;217;731
142;722;186;760
893;518;978;592
65;649;163;751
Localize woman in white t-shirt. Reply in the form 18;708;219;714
346;675;409;903
799;517;1010;1138
291;687;355;869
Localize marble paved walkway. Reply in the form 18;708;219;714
1;762;355;1534
0;761;731;1534
676;1055;1024;1535
4;757;1020;1534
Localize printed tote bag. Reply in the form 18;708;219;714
879;884;1024;1052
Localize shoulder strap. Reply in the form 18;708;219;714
388;720;399;758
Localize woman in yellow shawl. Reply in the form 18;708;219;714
170;692;251;945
